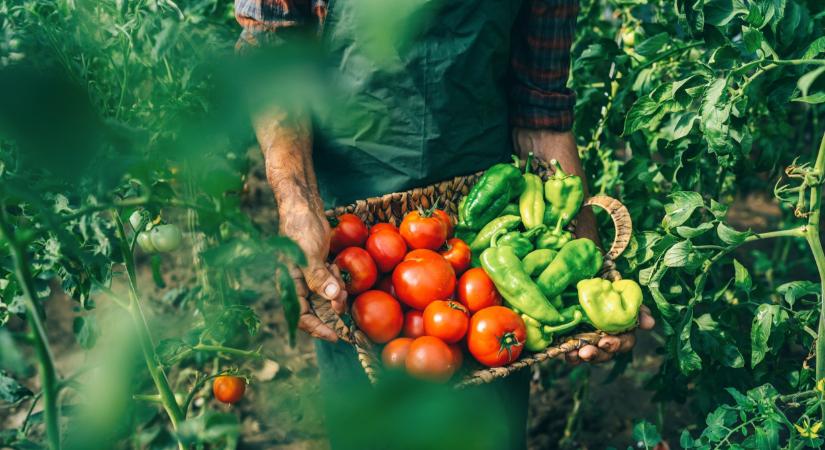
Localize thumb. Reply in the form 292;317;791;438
303;259;346;309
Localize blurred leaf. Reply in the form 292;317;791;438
156;339;193;366
176;411;240;446
0;371;32;404
632;420;662;446
276;263;300;346
704;0;749;26
776;281;820;308
802;37;825;60
72;316;99;350
635;32;670;58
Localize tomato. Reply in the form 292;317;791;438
370;222;398;235
149;224;182;252
433;209;453;238
334;247;378;295
365;230;407;273
381;337;413;371
351;290;403;343
448;343;463;369
456;268;502;313
213;375;246;404
392;249;456;310
423;300;469;344
466;306;526;367
440;238;471;276
329;214;369;254
402;310;425;338
405;336;457;383
136;232;157;253
129;210;147;232
399;210;448;250
375;276;396;296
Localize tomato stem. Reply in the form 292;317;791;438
806;131;825;421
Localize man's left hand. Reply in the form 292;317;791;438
565;305;656;364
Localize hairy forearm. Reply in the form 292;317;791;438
253;107;323;213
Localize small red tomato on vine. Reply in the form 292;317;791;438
213;375;246;404
329;214;369;254
440;238;471;276
333;247;378;295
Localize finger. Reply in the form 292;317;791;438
565;350;581;365
299;313;339;342
328;264;348;314
638;305;656;330
590;349;614;363
597;335;623;353
303;259;345;304
617;332;637;353
578;345;600;362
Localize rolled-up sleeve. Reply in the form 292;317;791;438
509;0;579;131
235;0;326;49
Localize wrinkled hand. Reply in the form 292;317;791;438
279;197;347;342
564;305;655;364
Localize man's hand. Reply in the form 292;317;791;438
512;128;656;363
256;106;345;342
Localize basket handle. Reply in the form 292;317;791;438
584;195;632;261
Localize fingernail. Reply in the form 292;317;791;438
324;283;339;298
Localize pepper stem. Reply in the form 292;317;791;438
549;159;566;177
552;214;567;234
543;309;583;334
490;229;508;248
511;154;521;170
524;152;534;174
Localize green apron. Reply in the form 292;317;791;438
313;2;531;449
312;0;523;207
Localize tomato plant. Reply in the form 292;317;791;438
213;376;247;404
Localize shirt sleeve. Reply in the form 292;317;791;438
234;0;327;50
509;0;579;131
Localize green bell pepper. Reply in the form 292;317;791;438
497;226;546;259
536;238;602;299
522;248;557;277
459;156;526;230
518;153;545;229
468;214;521;254
522;306;584;352
544;159;584;228
479;231;562;324
500;202;520;217
577;278;643;333
536;214;573;250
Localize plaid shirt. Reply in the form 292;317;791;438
235;0;577;131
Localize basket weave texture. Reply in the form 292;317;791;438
311;160;633;388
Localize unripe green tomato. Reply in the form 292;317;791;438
136;232;157;253
620;27;636;47
150;224;182;253
129;210;145;232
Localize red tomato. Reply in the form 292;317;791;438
382;337;413;371
392;249;456;310
402;310;425;338
213;376;246;404
466;306;526;367
370;222;398;235
329;214;369;254
423;300;469;344
448;343;463;369
440;238;471;276
405;336;457;383
366;230;407;273
456;268;502;313
399;210;448;250
333;247;378;295
375;276;396;296
351;290;403;343
433;209;453;238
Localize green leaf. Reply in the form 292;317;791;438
717;222;753;245
776;281;820;307
177;411;241;446
742;26;764;53
678;308;703;374
755;420;780;450
680;430;697;449
802;36;825;60
632;420;662;447
704;0;749;27
709;199;729;219
797;67;825;98
635;32;670;58
0;371;32;404
156;338;193;366
751;303;779;367
276;263;300;347
676;222;714;238
663;191;704;229
664;240;695;267
792;93;825;104
703;406;735;441
624;96;663;135
700;78;732;154
72;316;99;350
733;259;752;293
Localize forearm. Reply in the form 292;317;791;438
254;106;323;214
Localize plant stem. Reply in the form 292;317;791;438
112;213;186;447
0;208;61;450
806;132;825;420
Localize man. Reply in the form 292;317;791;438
236;0;654;448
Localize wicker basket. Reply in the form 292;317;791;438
311;160;633;388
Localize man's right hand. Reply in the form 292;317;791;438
279;195;347;342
